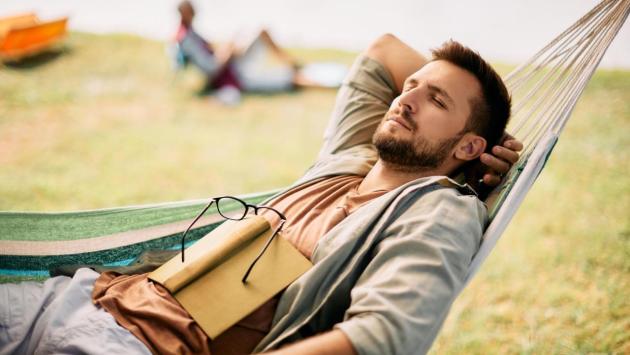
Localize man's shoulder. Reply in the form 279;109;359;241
390;177;488;236
375;178;487;278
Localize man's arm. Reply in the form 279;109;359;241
318;33;521;185
361;34;523;187
316;34;430;158
364;33;429;94
264;329;357;355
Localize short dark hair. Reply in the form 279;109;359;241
178;1;195;16
431;40;511;150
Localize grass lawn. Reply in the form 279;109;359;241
1;32;628;353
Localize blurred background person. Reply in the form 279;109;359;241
173;0;300;105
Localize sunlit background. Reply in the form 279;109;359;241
1;0;629;67
0;1;628;353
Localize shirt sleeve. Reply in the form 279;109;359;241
334;190;486;355
317;55;398;158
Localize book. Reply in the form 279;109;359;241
148;215;312;339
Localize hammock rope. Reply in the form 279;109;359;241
508;0;629;154
0;0;628;282
467;0;629;285
488;0;628;214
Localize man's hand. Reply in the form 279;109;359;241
479;133;523;186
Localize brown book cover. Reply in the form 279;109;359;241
148;216;312;339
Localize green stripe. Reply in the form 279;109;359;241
0;222;219;275
0;191;278;242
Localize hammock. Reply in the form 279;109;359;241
0;0;628;286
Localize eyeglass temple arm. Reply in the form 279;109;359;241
241;219;286;283
180;200;215;262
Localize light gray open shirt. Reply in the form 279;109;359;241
254;55;487;354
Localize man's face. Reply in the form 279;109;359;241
373;60;482;171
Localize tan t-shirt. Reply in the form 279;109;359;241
92;174;389;354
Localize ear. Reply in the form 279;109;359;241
454;133;486;162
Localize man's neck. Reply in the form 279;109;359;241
358;159;450;194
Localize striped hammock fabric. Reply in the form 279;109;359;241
0;190;279;281
1;0;628;283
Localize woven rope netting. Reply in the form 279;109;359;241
507;0;629;151
488;0;629;216
464;0;629;284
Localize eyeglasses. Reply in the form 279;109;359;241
179;196;287;283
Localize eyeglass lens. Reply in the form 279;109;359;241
216;197;248;220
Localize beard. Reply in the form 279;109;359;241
372;122;464;173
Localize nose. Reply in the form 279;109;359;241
397;87;419;114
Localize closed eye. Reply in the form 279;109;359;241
432;96;447;109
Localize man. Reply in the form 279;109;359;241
252;34;516;355
174;0;242;100
174;0;298;102
0;34;520;354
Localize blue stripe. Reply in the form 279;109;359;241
0;269;50;277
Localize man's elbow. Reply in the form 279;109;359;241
363;33;428;93
365;33;403;62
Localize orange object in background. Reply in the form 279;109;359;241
0;13;68;62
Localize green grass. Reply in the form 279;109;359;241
0;33;354;211
1;32;628;353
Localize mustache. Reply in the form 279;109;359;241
387;107;417;131
401;108;416;129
